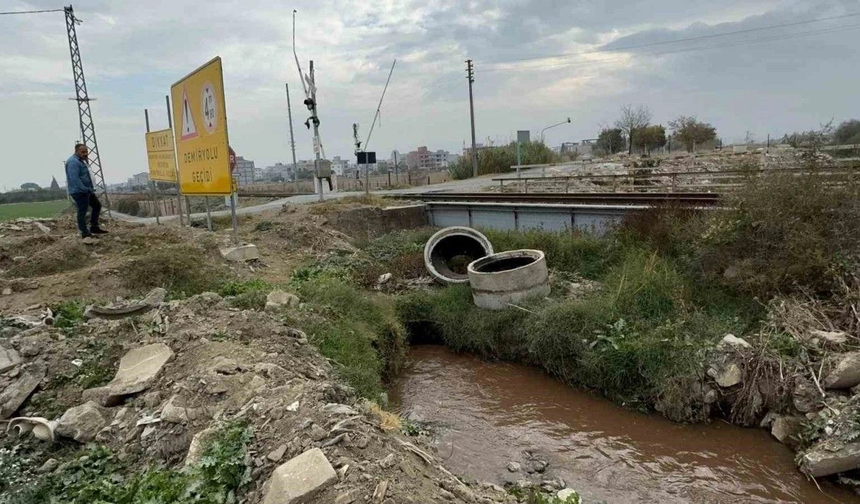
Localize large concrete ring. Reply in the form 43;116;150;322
424;227;494;284
467;249;550;310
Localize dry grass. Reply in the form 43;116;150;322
5;239;93;278
308;194;390;215
369;402;402;432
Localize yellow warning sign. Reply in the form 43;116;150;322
144;129;178;183
170;57;231;195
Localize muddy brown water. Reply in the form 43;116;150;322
391;346;860;504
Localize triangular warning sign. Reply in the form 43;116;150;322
180;89;198;141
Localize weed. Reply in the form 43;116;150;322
52;300;86;329
123;245;227;298
218;279;273;310
254;220;273;232
6;240;92;278
505;485;582;504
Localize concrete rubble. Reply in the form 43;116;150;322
265;289;300;312
262;448;337;504
801;441;860;478
221;243;260;262
0;345;23;373
707;362;743;388
55;401;109;443
83;343;174;406
823;352;860;390
0;363;46;419
770;416;804;449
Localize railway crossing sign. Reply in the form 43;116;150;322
170;57;231;195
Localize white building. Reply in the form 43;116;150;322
264;163;291;181
331;156;349;176
234;156;256;187
128;172;150;188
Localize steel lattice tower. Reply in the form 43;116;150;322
64;5;110;214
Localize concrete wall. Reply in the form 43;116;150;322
327;204;428;241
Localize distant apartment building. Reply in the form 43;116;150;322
263;163;291;181
405;146;457;170
331;156;349;176
128;172;150;188
234;156;256;186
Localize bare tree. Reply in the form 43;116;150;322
615;104;652;155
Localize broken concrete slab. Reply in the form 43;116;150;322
263;448;337;504
83;343;173;406
708;362;743;388
265;290;300;312
0;364;46;419
84;288;166;320
801;441;860;477
771;416;805;449
810;330;849;346
824;352;860;390
0;346;23;373
221;244;260;262
55;401;109;443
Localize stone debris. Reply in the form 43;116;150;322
84;288;166;320
83;343;174;406
55;401;109;443
770;416;805;449
809;330;849;346
2;287;11;296
34;222;51;235
801;441;860;478
221;243;260;262
265;290;300;312
824;352;860;390
377;273;392;285
708;362;743;388
37;458;59;473
372;480;389;503
506;461;522;473
321;403;358;416
262;448;337;504
0;363;46;419
0;346;23;373
184;427;218;467
718;334;751;350
557;488;579;501
267;444;288;463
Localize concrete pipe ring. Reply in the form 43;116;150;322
467;249;551;310
424;227;494;284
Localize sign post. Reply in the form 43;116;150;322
170;57;234;232
166;95;184;226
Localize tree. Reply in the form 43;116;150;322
595;128;626;155
50;177;60;190
614;104;652;155
632;125;667;154
834;119;860;145
20;182;40;191
668;116;717;152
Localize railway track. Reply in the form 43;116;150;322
387;192;721;206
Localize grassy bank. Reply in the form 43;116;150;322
0;200;69;221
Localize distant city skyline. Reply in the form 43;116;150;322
2;0;857;188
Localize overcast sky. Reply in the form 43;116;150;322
0;0;857;188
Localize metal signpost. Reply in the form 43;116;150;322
170;56;235;232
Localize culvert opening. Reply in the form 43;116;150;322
430;234;489;280
475;256;536;273
405;321;444;346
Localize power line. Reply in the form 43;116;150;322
0;8;64;16
483;11;860;68
479;23;860;73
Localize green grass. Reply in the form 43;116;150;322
218;279;274;310
0;200;69;221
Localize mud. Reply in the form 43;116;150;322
393;346;860;504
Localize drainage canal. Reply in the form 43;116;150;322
392;346;859;504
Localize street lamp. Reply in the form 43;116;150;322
540;117;571;143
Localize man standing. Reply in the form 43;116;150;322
65;143;107;238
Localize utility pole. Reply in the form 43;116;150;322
166;94;184;226
309;61;323;202
285;83;298;192
394;151;399;184
466;59;477;178
65;5;110;216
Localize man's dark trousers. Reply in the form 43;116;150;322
71;192;101;236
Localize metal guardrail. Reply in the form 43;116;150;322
389;192;721;206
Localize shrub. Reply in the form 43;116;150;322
449;141;560;180
218;279;273;310
123;245;227;298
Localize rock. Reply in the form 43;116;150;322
541;477;566;492
440;480;475;502
0;363;46;419
55;402;108;443
771;416;805;449
1;288;11;296
262;448;337;504
265;290;300;312
334;492;356;504
718;334;751;350
0;346;22;373
83;343;173;406
373;480;389;503
267;444;288;462
37;458;59;473
34;222;51;235
506;461;521;473
801;441;860;477
824;352;860;390
310;425;328;441
708;362;743;388
557;488;580;501
18;333;51;358
379;453;397;469
321;403;358;416
703;387;719;404
221;244;260;262
184;428;218;466
794;378;821;413
286;401;300;412
810;330;849;346
377;273;392;285
160;395;188;424
526;458;549;474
